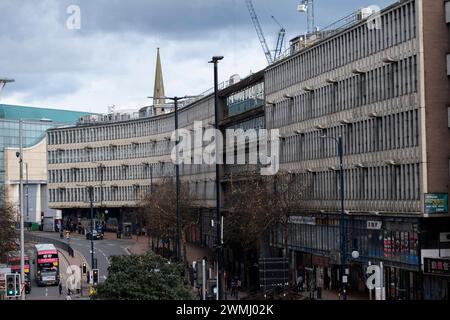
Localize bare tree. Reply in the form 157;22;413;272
0;188;17;262
224;170;305;252
139;177;199;263
223;170;306;288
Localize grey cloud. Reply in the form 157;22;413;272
0;0;396;110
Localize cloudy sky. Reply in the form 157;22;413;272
0;0;393;113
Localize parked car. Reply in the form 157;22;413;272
86;229;103;240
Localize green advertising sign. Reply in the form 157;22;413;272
424;193;449;214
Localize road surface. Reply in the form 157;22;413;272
25;232;134;300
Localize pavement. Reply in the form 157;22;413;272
25;232;327;301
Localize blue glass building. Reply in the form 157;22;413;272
0;104;92;181
0;104;93;225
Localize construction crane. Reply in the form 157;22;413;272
245;0;273;64
271;16;286;61
298;0;316;35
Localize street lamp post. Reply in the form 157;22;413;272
0;78;15;98
26;163;29;223
19;120;25;300
147;95;200;263
15;117;52;300
209;55;224;300
321;135;346;300
88;186;95;268
337;136;347;300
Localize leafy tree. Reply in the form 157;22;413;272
97;251;194;300
0;188;17;262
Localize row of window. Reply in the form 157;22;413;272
47;98;215;145
49;185;152;203
289;163;420;202
48;119;173;145
49;180;217;203
281;109;419;162
48;140;175;164
48;163;215;184
49;163;173;183
266;0;417;93
223;116;265;131
267;55;418;129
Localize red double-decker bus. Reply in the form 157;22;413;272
34;244;60;286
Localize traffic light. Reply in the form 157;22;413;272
14;274;21;296
82;263;87;275
5;274;15;297
192;261;198;281
92;269;99;285
194;260;208;287
5;274;20;297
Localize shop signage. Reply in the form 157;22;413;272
288;216;316;225
367;220;382;230
424;257;450;277
424;193;448;214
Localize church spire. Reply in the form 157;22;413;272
153;48;165;106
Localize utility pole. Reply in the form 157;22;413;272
26;163;29;224
320;134;346;300
18;120;25;300
338;135;347;300
150;164;153;194
88;186;95;268
209;56;224;300
99;165;103;219
147;94;200;263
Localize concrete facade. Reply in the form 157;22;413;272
4;137;61;223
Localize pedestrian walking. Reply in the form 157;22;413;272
297;275;304;293
58;282;63;296
231;279;236;298
236;279;241;299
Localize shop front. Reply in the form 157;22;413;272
422;257;450;300
272;213;422;299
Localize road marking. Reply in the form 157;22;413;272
45;288;48;297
